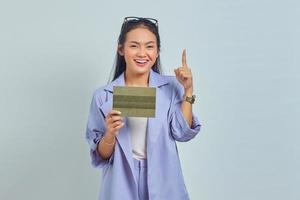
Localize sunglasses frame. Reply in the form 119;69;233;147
123;16;158;26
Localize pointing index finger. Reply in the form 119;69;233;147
182;49;187;67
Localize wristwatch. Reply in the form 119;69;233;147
183;94;196;104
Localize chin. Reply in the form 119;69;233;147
134;66;152;74
135;69;150;76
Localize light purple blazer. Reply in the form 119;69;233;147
85;69;201;200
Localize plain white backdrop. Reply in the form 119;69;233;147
0;0;299;199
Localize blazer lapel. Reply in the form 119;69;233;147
147;70;169;158
99;73;136;186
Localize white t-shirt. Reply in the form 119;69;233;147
127;117;148;160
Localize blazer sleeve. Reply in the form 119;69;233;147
85;90;113;168
169;79;201;142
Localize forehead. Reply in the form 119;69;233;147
125;27;157;43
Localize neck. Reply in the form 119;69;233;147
125;70;149;87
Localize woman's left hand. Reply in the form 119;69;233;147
174;49;193;92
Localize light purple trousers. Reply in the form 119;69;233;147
133;158;149;200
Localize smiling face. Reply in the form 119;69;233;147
118;27;159;77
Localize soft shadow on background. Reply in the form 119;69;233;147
0;0;299;199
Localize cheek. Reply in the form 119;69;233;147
149;51;158;60
123;49;135;60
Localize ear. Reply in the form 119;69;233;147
118;44;124;56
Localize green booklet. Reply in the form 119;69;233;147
113;86;156;117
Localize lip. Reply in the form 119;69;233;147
134;59;149;67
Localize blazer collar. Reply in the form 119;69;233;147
103;69;168;92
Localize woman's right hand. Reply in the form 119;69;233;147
105;110;124;137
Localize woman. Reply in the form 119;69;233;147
85;16;201;200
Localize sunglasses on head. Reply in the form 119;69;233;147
123;16;158;26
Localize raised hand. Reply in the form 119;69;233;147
174;49;193;92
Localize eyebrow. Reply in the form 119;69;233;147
128;41;156;45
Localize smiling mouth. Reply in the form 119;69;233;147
134;59;149;66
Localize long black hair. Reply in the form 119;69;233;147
110;17;162;81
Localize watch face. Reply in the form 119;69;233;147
190;97;195;103
183;95;195;104
191;95;196;103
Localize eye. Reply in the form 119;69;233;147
147;45;154;49
130;45;137;48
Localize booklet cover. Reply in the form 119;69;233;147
113;86;156;117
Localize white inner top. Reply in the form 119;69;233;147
127;117;148;160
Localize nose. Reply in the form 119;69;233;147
137;47;147;57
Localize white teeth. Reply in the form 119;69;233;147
135;60;148;64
